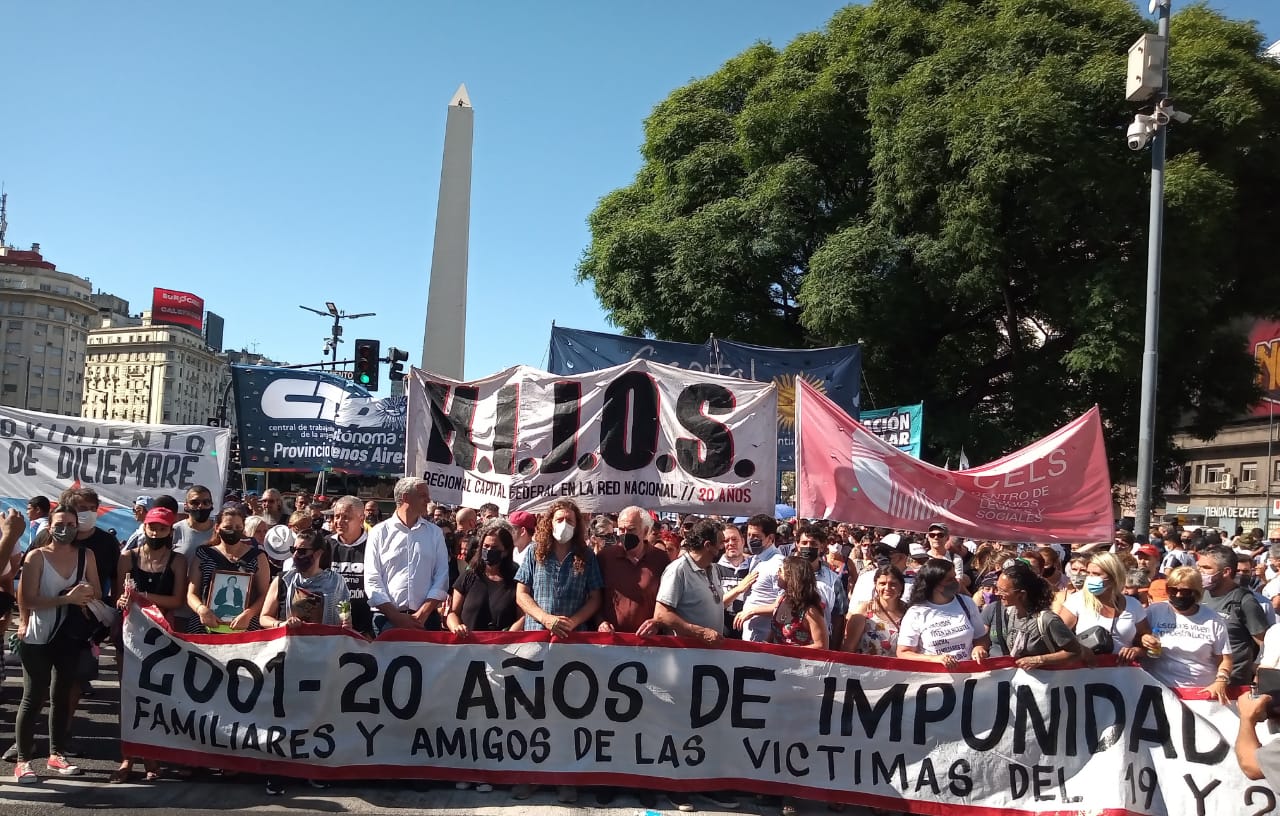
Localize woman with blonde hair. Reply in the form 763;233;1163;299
1059;551;1151;662
1139;566;1231;702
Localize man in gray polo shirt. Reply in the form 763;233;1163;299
655;520;725;644
654;520;738;812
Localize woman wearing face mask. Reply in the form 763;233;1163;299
447;522;524;795
1138;567;1232;703
897;558;990;667
1053;553;1091;613
260;530;350;629
447;523;524;638
1058;552;1151;663
842;566;907;655
14;508;101;784
186;508;270;634
109;507;186;783
1039;547;1067;590
512;499;603;804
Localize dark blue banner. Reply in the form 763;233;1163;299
231;366;406;475
548;326;860;470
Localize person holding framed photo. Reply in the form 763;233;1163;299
185;507;269;634
260;530;351;629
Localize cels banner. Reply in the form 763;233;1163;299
121;604;1267;816
795;379;1114;542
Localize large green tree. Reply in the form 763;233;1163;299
578;0;1280;479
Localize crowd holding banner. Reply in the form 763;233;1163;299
119;603;1269;815
4;348;1280;816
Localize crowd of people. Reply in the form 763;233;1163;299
3;479;1279;808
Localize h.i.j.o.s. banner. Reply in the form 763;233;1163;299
404;359;778;516
120;603;1272;816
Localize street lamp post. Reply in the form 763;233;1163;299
299;302;376;372
1133;0;1172;539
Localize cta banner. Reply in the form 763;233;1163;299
231;366;405;475
120;603;1265;816
151;287;204;332
795;380;1114;542
548;325;859;472
405;359;777;515
0;406;228;539
860;403;923;458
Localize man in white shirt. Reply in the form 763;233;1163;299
507;511;537;566
363;477;450;634
735;514;785;642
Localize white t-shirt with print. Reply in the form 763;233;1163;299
1064;592;1147;652
898;595;986;659
1143;602;1229;688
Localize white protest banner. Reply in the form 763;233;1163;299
404;359;777;515
121;603;1270;815
0;406;229;513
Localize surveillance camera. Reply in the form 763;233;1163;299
1169;108;1192;124
1127;118;1153;150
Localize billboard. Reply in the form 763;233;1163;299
152;287;204;332
204;311;225;353
1251;319;1280;417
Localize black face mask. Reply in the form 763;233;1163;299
217;529;242;544
145;535;172;550
745;537;765;555
312;517;325;530
798;547;820;562
483;546;504;566
1169;593;1196;612
621;532;641;551
1043;566;1056;577
188;507;212;523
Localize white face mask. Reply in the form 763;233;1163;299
553;520;574;544
76;510;97;531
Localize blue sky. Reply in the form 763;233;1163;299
5;1;1277;391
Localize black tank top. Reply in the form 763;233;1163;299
129;549;177;597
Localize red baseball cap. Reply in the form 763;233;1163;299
144;507;177;527
1136;544;1159;558
507;511;537;534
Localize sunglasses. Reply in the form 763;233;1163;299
1168;587;1197;597
290;546;318;554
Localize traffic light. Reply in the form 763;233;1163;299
354;339;380;391
388;347;409;381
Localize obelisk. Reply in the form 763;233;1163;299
420;84;473;379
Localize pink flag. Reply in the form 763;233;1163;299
796;380;1114;543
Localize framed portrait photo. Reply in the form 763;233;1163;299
206;570;249;624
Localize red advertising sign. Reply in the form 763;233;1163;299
1250;319;1280;417
151;288;204;332
796;378;1114;543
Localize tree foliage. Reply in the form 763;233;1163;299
577;0;1280;478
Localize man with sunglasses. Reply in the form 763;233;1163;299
926;522;969;591
260;489;289;526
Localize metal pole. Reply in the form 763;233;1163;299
23;356;31;411
1268;400;1275;530
1133;1;1171;541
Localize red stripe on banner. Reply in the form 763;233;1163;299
117;741;1149;816
138;602;1123;675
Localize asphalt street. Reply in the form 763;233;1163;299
0;641;878;816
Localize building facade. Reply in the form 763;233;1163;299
0;245;96;415
82;314;229;426
1161;417;1279;537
